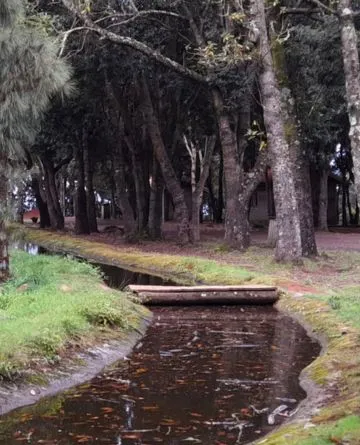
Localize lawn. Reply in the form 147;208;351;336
0;250;146;381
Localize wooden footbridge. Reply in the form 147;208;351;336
128;285;278;306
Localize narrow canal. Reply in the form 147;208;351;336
0;245;320;444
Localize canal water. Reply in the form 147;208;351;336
0;243;320;444
0;305;319;445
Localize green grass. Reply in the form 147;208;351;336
306;286;360;329
0;250;146;381
10;226;261;285
298;415;360;445
177;256;256;284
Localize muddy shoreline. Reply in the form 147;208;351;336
0;318;151;416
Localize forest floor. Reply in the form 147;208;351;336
11;221;360;444
66;219;360;293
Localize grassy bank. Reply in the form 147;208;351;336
0;250;146;382
14;226;360;445
10;226;268;285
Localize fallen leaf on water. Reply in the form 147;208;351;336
160;418;177;426
37;441;57;444
142;406;159;411
76;435;93;443
101;407;114;414
240;408;252;416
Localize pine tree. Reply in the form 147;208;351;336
0;0;73;280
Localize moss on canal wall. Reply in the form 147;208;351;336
8;226;360;444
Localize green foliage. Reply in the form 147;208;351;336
0;0;23;27
0;0;73;160
328;295;341;310
0;250;144;380
285;18;347;162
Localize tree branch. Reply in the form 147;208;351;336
307;0;335;14
54;155;73;173
61;0;208;84
59;26;92;56
96;10;185;27
280;7;321;14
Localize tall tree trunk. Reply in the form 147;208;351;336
112;142;136;234
342;179;348;226
32;177;51;228
125;135;148;234
212;90;251;249
185;135;216;242
354;200;360;226
346;184;353;223
148;155;163;239
216;153;224;223
15;181;25;224
58;174;66;215
74;145;90;235
141;75;190;244
250;0;302;261
0;169;9;281
110;181;117;219
42;158;64;230
272;36;317;256
338;0;360;205
83;132;98;233
318;168;329;231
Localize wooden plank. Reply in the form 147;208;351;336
128;284;277;293
133;290;278;306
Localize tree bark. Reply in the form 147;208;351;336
32;177;51;228
141;75;191;244
216;153;224;223
74;144;90;235
112;141;136;234
41;158;64;230
271;33;317;256
346;183;353;223
212;90;251;249
342;176;348;226
318;168;329;231
83;131;98;233
250;0;302;261
185;135;216;242
338;0;360;206
282;88;317;255
148;155;163;239
0;169;9;281
125;135;148;234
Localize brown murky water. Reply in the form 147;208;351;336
0;306;319;445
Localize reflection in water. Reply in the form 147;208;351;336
0;306;320;445
12;242;48;256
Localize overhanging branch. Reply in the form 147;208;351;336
61;0;208;84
